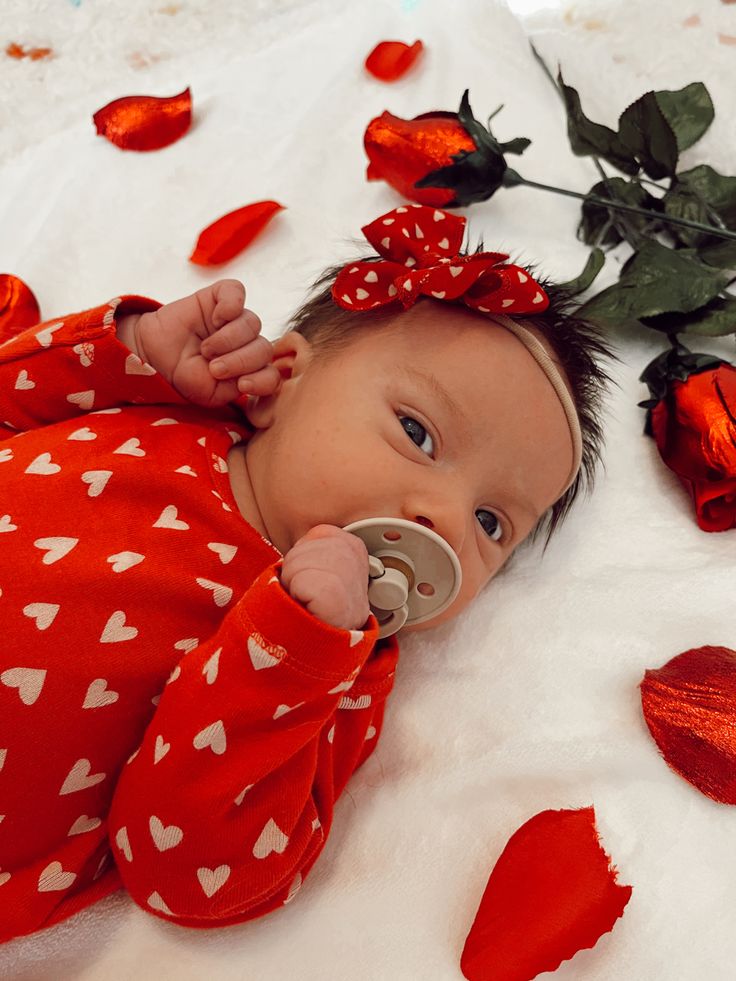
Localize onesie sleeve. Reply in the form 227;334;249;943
0;295;188;433
107;558;399;927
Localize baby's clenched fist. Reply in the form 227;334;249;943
279;525;372;632
117;279;282;409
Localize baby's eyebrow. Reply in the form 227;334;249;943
398;365;471;443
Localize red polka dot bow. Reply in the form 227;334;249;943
332;204;549;315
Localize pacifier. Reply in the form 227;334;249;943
342;517;462;638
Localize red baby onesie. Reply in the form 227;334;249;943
0;295;399;943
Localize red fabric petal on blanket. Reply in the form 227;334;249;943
365;40;424;82
189;201;285;266
460;806;632;981
640;645;736;804
0;274;41;344
93;87;192;151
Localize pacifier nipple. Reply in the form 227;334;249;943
343;518;462;639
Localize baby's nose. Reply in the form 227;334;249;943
407;512;463;557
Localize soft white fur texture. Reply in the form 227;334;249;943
1;0;736;978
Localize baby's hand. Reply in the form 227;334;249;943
131;280;281;408
280;525;372;632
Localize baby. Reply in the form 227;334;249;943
0;205;615;942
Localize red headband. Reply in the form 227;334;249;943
332;204;549;315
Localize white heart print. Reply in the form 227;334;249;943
68;427;97;441
106;551;144;573
66;390;95;410
153;505;189;530
149;815;184;851
60;758;106;795
147;891;172;914
115;826;133;862
68;815;102;836
33;536;78;564
252;818;289;859
81;470;112;497
100;611;138;643
247;635;283;671
25;453;61;475
125;353;156;376
1;667;47;705
114;438;145;456
202;649;221;685
193;720;227;755
23;603;60;631
83;678;119;709
15;369;35;390
197;865;231;897
154;734;170;764
207;542;237;564
38;861;77;892
196;578;233;607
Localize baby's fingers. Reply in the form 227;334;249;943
237;363;282;397
210;279;246;328
201;308;262;357
206;334;274;380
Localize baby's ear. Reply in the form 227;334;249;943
245;331;313;430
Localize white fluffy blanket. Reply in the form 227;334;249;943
2;0;735;978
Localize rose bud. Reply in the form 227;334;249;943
639;344;736;531
363;89;530;208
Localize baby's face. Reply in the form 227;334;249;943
242;302;575;632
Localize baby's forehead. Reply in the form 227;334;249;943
366;301;574;406
388;301;561;363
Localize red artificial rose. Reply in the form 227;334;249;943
364;90;530;208
647;361;736;531
364;109;475;207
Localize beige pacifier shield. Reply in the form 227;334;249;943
343;517;462;636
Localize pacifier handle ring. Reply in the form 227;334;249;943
343;517;462;636
373;604;409;639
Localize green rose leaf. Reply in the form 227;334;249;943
558;247;606;296
640;294;736;337
617;92;679;180
579;177;660;247
654;82;714;152
661;186;712;247
557;71;639;175
698;239;736;269
676;164;736;229
577;240;728;327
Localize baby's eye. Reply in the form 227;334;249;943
476;509;503;542
399;415;434;457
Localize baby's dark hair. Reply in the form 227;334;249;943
281;240;621;558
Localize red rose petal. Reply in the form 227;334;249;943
0;274;41;345
641;645;736;803
93;87;192;151
461;806;632;981
189;200;285;266
365;40;424;82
